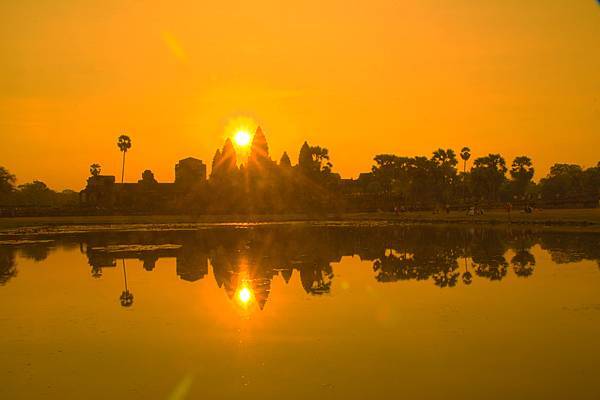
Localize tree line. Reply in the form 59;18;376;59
364;148;599;208
1;130;599;213
0;168;78;209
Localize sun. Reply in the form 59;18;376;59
234;130;252;147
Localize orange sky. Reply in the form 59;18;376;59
1;0;599;190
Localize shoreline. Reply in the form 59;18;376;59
0;209;599;233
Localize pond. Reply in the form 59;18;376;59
1;223;599;399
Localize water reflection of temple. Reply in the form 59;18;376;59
1;226;599;309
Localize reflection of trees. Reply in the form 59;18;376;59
373;250;460;288
511;251;536;277
374;252;419;283
509;230;536;278
3;225;600;301
471;230;509;281
368;227;541;284
19;244;52;262
473;259;508;281
0;247;17;285
539;233;600;265
372;228;463;287
429;250;460;288
462;261;473;285
299;261;333;295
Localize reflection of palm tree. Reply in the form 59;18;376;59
119;258;134;307
511;250;536;277
91;265;102;279
471;230;509;281
117;135;132;183
462;257;473;285
511;232;536;278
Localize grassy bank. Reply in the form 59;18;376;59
0;208;599;232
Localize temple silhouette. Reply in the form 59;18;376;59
80;157;207;210
78;126;384;213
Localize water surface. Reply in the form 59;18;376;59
1;224;599;399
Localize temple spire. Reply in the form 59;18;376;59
249;126;270;165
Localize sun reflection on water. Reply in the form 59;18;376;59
235;283;254;308
237;286;252;304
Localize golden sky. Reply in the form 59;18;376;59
1;0;599;189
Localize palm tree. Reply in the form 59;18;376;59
460;147;471;203
117;135;132;183
89;163;101;177
509;156;535;199
460;147;471;173
0;166;16;196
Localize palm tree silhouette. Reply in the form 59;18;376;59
89;163;101;177
117;135;132;183
460;147;471;203
460;147;471;173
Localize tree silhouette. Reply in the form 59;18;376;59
299;142;332;175
432;148;458;169
90;163;101;177
471;154;507;201
140;169;157;184
0;166;16;196
539;163;585;202
458;148;471;203
460;147;471;174
117;134;132;183
510;156;535;198
311;146;333;174
17;181;54;206
431;148;458;203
